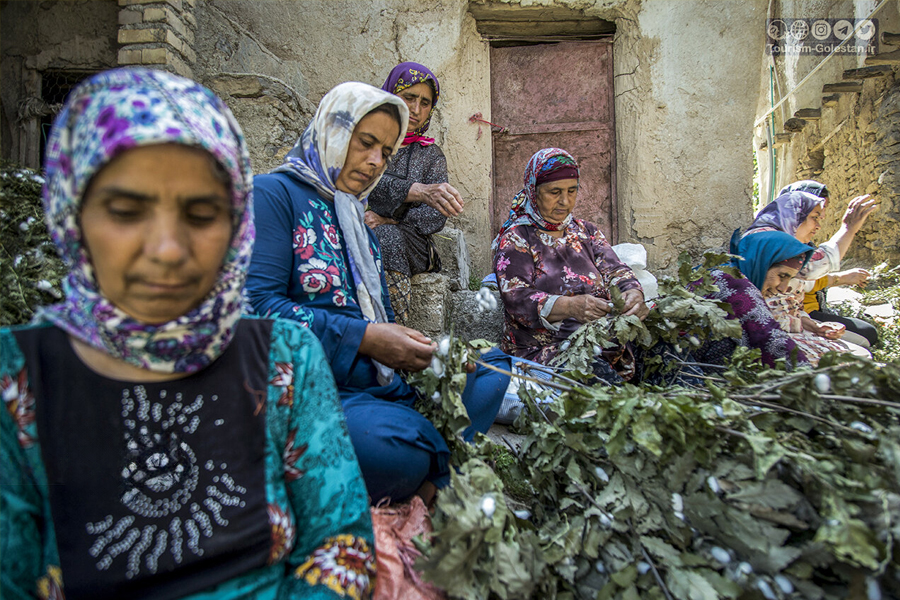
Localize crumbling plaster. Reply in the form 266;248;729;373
193;0;769;276
617;0;768;268
0;0;773;277
193;0;499;274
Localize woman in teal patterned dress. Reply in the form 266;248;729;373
0;68;375;599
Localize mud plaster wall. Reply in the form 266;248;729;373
0;0;119;164
755;0;900;266
611;0;768;269
0;0;770;277
192;0;768;276
193;0;497;275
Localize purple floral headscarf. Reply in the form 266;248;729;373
492;148;579;251
381;61;440;143
39;67;254;374
745;190;824;237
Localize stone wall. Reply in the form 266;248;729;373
190;0;499;274
754;0;900;266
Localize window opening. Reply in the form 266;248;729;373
40;71;94;164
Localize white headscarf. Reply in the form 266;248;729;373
273;82;408;384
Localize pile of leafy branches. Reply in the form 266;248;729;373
0;162;65;325
409;254;900;600
828;262;900;364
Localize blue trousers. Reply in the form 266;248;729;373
342;348;510;503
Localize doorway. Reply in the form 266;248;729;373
489;40;617;242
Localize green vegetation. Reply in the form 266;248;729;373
411;254;900;600
0;162;66;325
829;262;900;364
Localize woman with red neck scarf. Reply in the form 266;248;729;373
364;62;464;324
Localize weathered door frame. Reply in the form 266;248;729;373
487;37;618;243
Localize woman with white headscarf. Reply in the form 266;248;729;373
247;82;510;505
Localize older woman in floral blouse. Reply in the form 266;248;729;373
493;148;648;382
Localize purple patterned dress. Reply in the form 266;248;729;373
706;270;811;367
494;218;642;366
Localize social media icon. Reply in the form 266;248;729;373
789;20;810;41
767;19;787;40
811;20;831;40
833;19;853;40
856;19;876;41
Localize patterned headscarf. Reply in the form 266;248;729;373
493;148;580;249
39;67;254;374
273;82;408;385
745;190;824;237
381;61;440;145
730;229;814;290
778;180;830;204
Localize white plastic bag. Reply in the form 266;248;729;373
611;243;659;299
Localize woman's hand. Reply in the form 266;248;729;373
829;195;878;259
364;210;397;229
834;268;870;287
841;195;878;232
408;182;464;217
555;294;614;323
359;323;436;371
620;288;650;321
817;321;846;340
802;316;845;339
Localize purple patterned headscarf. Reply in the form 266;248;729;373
39;67;254;374
745;191;824;237
381;61;440;143
492;148;580;250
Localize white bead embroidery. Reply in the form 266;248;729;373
83;385;248;577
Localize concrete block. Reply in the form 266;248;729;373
142;6;171;22
165;28;181;50
118;8;143;25
445;290;504;343
141;47;168;64
167;13;192;42
167;51;193;78
180;24;194;45
117;48;143;65
179;41;196;65
118;28;165;45
408;273;448;339
432;227;470;290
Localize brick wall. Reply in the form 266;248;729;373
117;0;196;78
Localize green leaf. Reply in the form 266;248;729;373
665;567;720;600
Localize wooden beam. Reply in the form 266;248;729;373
784;118;807;132
760;133;794;149
866;49;900;66
822;82;863;93
843;65;893;79
881;31;900;46
794;108;821;120
822;94;840;107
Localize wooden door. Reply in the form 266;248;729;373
490;40;617;242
